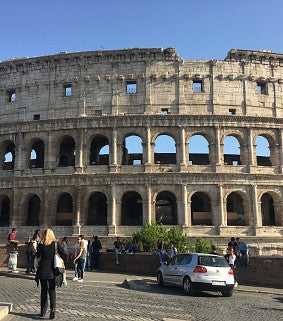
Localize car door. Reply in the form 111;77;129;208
172;254;193;285
162;255;182;284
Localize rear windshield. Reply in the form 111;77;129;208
198;255;229;267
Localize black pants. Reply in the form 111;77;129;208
77;258;85;279
92;253;100;270
40;279;56;314
26;254;35;273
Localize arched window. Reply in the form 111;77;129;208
58;137;75;167
121;191;143;225
89;135;109;165
0;195;10;226
2;141;15;170
26;195;41;226
56;193;73;225
122;135;143;165
223;136;241;165
155;191;177;225
226;192;245;226
261;193;276;226
30;140;45;168
191;192;212;225
256;136;271;166
88;192;107;225
154;135;176;164
188;135;209;165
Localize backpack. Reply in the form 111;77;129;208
26;241;35;255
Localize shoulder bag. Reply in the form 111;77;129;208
54;242;65;274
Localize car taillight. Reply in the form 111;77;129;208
228;268;234;275
193;265;207;273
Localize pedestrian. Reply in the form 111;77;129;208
236;237;250;267
60;236;72;262
91;235;102;271
226;247;238;288
35;228;65;319
168;241;178;258
209;245;221;255
7;228;19;250
25;235;37;274
79;234;89;271
113;237;123;264
73;240;86;282
33;229;41;272
156;238;165;263
72;236;81;281
228;237;237;253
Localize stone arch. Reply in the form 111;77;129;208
223;134;242;165
255;134;274;166
226;191;247;226
58;136;76;167
0;195;10;226
155;191;177;225
56;193;73;225
122;134;143;165
89;134;109;165
121;191;143;226
188;134;210;165
154;134;176;164
260;191;282;226
87;192;107;225
29;139;45;169
191;192;212;225
1;140;15;170
26;194;41;226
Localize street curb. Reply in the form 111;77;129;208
0;303;12;320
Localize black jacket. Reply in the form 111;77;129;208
36;241;65;280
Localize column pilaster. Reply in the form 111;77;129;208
108;184;117;235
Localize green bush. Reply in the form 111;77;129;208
194;237;214;253
129;222;193;253
131;222;168;252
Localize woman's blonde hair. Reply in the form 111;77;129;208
41;228;57;245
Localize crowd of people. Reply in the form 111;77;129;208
5;227;250;319
209;236;250;269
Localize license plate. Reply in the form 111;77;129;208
212;281;226;286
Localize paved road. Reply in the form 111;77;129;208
0;270;282;321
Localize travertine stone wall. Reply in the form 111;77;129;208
0;47;283;250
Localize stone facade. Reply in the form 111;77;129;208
0;47;283;248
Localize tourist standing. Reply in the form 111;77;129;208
91;235;102;271
72;236;81;281
73;240;86;282
25;235;37;274
113;237;123;264
35;228;65;319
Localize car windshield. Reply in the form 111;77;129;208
198;255;229;267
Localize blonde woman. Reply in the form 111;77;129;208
73;240;86;282
35;228;64;319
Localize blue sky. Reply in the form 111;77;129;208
1;0;278;156
1;0;282;61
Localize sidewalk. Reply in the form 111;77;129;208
0;268;282;320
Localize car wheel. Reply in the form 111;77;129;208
157;271;164;286
221;290;233;297
183;276;195;295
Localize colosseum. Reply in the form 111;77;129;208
0;47;282;253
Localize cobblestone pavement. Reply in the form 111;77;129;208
0;271;282;321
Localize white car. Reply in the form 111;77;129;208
157;253;235;297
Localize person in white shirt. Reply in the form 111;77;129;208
72;236;81;281
79;235;89;271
